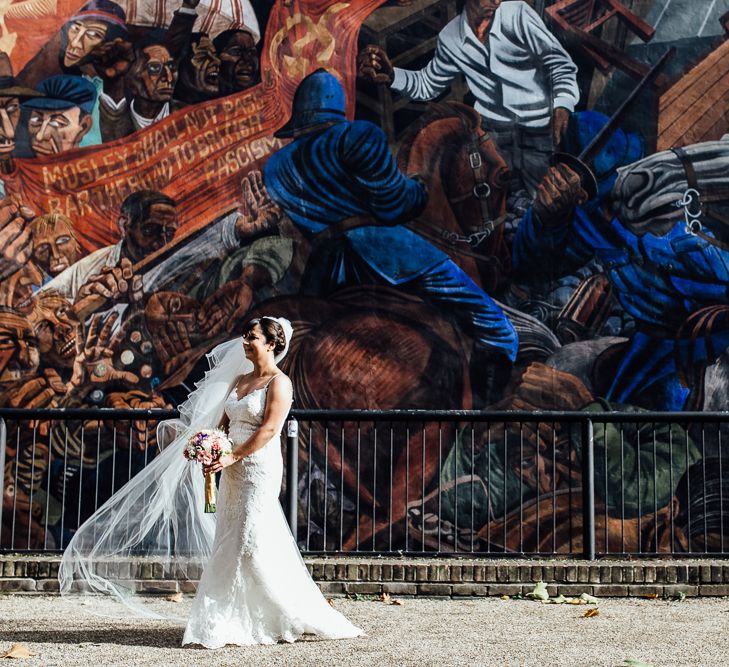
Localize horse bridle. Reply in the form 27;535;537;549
441;126;503;248
406;119;506;262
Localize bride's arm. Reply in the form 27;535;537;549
206;375;293;472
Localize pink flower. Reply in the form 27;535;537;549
184;429;232;464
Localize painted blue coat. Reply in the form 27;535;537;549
264;119;448;285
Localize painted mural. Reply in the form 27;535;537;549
1;0;728;553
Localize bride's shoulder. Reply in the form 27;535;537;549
271;371;292;384
269;372;293;392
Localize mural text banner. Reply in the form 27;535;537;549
4;0;384;251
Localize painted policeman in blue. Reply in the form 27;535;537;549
264;69;518;369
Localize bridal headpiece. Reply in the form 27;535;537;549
260;316;293;362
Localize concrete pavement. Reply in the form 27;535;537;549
0;593;727;666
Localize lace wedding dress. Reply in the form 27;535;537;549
182;381;364;648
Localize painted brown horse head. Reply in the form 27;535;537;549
397;102;511;294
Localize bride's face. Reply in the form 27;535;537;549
242;324;274;360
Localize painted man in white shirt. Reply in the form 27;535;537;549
42;182;292;309
358;0;580;196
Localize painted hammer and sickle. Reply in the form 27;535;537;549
268;3;349;80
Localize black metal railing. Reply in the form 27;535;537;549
1;408;727;558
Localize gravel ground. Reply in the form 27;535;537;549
0;594;727;667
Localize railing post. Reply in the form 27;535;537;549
286;415;299;538
0;418;5;534
581;417;596;560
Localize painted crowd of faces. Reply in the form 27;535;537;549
2;5;261;158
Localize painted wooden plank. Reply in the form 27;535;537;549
658;43;729;137
658;83;729;149
659;39;729;110
659;76;729;147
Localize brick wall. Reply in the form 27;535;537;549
1;556;728;598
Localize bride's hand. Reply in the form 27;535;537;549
204;454;238;475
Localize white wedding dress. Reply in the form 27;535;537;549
182;381;364;648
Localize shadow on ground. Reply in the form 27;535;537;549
1;629;185;649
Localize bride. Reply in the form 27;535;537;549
59;316;363;647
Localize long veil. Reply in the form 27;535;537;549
57;326;290;621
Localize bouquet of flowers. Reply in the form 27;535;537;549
184;429;233;513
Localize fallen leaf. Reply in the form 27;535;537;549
500;595;509;601
623;660;654;667
582;608;600;618
1;643;37;659
165;592;183;603
326;598;335;607
565;597;587;605
544;594;567;605
379;592;402;606
675;591;687;602
526;581;550;601
580;593;599;604
641;593;659;600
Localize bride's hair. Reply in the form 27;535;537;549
246;317;287;354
